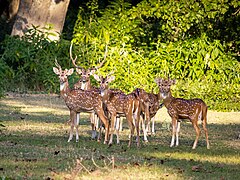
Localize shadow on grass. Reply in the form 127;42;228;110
0;100;92;125
0;94;240;179
0;120;240;179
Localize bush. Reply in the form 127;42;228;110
0;26;76;94
71;0;240;111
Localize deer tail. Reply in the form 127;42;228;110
201;102;208;121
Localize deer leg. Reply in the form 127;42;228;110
90;113;97;139
170;118;177;147
141;115;148;142
119;117;123;131
134;111;140;147
108;114;116;145
68;110;76;142
95;115;102;142
175;121;181;146
75;113;80;142
147;123;151;135
116;117;120;130
145;104;151;135
202;114;210;149
151;116;155;135
126;114;134;148
96;115;105;143
96;109;109;144
115;117;120;144
192;119;200;149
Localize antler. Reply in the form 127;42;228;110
107;70;115;77
55;58;62;71
94;44;108;70
70;43;82;69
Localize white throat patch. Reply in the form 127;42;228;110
60;83;66;91
101;91;106;97
81;83;86;90
161;93;167;99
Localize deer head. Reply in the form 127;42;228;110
94;72;115;96
53;59;74;91
155;78;176;99
70;43;107;90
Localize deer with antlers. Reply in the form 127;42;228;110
70;43;106;140
94;73;141;147
155;78;210;149
53;60;110;144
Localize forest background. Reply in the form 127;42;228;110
0;0;239;111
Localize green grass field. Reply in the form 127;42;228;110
0;93;239;180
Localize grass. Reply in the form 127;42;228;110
0;93;240;180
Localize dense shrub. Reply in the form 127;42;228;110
0;27;77;94
71;0;239;111
0;0;239;112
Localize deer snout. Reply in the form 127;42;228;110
59;77;66;84
81;78;87;83
160;92;168;99
99;87;106;97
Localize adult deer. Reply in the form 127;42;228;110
132;88;163;142
53;60;110;144
155;78;210;149
70;43;106;140
94;74;141;147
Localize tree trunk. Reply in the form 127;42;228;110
11;0;70;41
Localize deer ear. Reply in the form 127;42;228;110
76;68;82;75
67;68;74;76
53;67;60;75
171;79;176;85
93;74;101;82
154;78;161;85
108;76;115;83
90;69;96;75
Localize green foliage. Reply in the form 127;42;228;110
0;0;239;111
0;26;74;94
72;0;239;111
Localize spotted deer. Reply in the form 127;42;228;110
132;88;163;142
94;74;141;147
53;60;110;144
155;78;210;149
70;43;106;140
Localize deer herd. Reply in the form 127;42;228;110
53;44;210;150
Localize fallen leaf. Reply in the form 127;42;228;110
192;165;202;172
